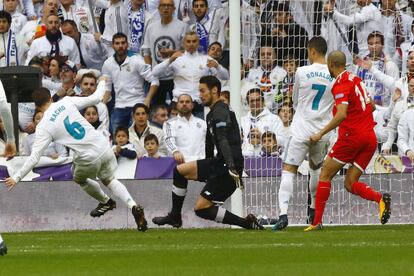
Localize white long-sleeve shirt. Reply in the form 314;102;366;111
11;80;108;183
25;34;81;65
381;11;413;57
333;3;381;56
0;80;15;143
383;94;412;152
102;54;158;108
78;33;108;70
152;51;227;102
24;133;68;157
163;114;206;162
397;107;414;155
101;1;129;45
240;107;285;149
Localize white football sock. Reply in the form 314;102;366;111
107;179;136;209
80;179;110;204
278;170;295;216
0;234;3;243
309;168;321;209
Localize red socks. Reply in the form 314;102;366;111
312;181;332;226
351;182;382;203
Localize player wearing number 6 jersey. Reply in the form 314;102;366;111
273;37;334;231
305;51;391;231
4;79;148;232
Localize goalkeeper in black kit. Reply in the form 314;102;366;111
153;76;264;230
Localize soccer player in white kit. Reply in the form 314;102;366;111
273;37;335;231
4;79;148;232
0;79;17;256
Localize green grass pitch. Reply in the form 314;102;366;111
1;225;414;275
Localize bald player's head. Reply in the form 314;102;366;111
327;51;346;77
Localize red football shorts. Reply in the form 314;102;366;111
328;130;377;171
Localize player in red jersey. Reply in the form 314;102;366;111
305;51;391;231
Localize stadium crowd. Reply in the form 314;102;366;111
0;0;413;164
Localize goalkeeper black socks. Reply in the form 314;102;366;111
195;206;250;229
171;167;188;217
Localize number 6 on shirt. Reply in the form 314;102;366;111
311;84;326;110
64;116;85;140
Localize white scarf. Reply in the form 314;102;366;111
0;29;18;66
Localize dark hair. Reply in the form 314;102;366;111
28;56;44;67
112;32;128;44
277;102;293;114
367;31;384;45
192;0;208;7
132;103;149;115
283;53;299;65
208;41;222;51
220;90;230;100
308;36;328;56
33;109;43;122
274;2;290;13
61;19;77;29
261;131;276;141
115;126;129;138
0;11;12;25
246;88;263;103
82;105;98;115
199;75;221;94
150;105;168;119
144;133;159;145
32;88;52;107
80;72;97;83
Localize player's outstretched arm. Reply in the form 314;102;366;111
5;129;52;190
310;103;348;143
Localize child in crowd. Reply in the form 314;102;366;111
82;106;110;142
278;102;293;143
220;89;230;105
24;110;68;158
242;128;262;157
280;55;298;104
260;131;282;157
112;126;137;160
143;134;160;158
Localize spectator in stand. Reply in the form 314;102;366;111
102;32;159;133
163;94;206;164
152;31;228;118
280;54;298;105
269;2;308;66
53;60;81;101
129;103;168;157
42;56;63;96
169;102;179;118
143;134;161;158
323;0;381;57
113;126;137;160
0;11;22;67
128;0;154;54
240;87;285;153
79;73;110;131
245;43;287;113
19;0;59;63
59;0;95;34
207;41;223;64
260;131;282;157
241;128;261;157
397;101;414;161
141;0;188;105
190;0;219;54
220;89;230;105
150;105;169;129
382;77;414;154
82;105;111;142
25;14;81;66
23;110;68;158
94;0;128;55
379;0;412;58
354;31;399;107
61;20;108;70
394;20;414;75
278;102;293;145
3;0;27;34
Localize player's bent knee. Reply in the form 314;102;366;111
173;166;188;188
